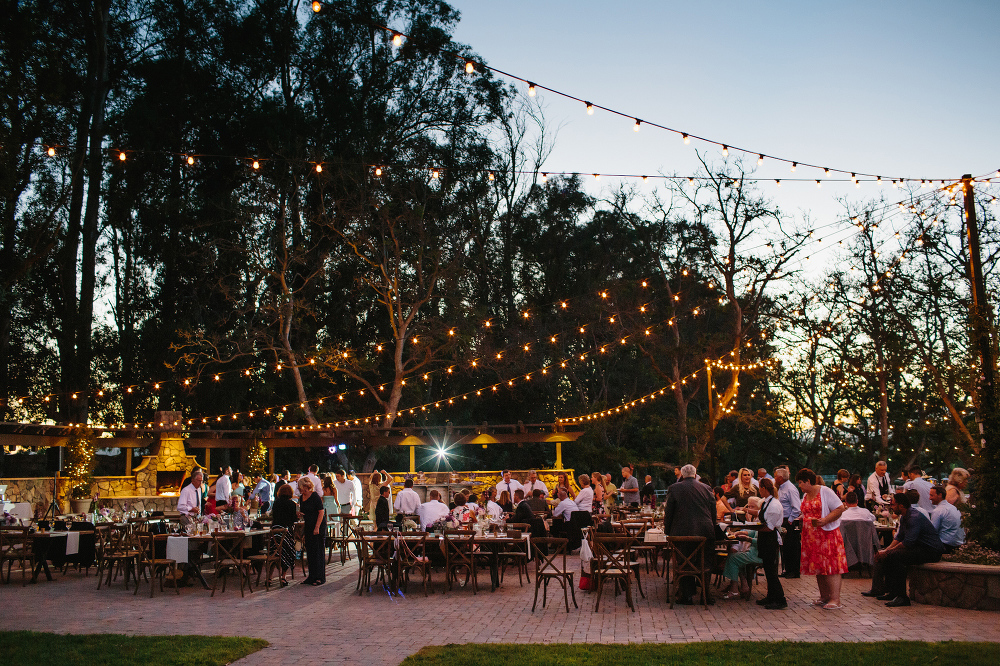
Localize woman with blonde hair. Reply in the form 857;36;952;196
946;468;970;506
724;468;759;508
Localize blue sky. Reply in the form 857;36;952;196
447;1;1000;227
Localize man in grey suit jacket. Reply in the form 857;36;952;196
663;464;716;604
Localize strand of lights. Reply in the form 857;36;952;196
303;1;991;185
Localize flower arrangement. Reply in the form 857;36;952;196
942;542;1000;566
2;511;18;526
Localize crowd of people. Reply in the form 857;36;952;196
175;459;969;606
664;461;969;609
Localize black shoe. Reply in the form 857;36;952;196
885;596;910;607
780;573;800;579
756;598;773;606
765;600;788;610
860;590;882;598
876;592;895;601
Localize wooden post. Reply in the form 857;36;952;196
409;445;416;474
555;441;563;469
125;447;132;476
269;447;275;475
204;448;211;475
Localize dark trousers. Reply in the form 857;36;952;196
758;530;785;603
781;519;801;575
872;545;941;597
304;531;326;583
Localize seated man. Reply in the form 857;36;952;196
526;488;549;513
511;489;534;524
863;492;944;607
840;492;875;522
416;489;450;529
929;484;964;552
552;488;577;521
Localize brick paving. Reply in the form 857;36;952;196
2;550;1000;665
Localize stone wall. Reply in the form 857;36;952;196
910;562;1000;610
0;477;57;513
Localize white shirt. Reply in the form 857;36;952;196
305;472;324;497
486;500;503;520
574;486;594;513
867;471;891;505
215;474;232;503
902;477;934;513
417;499;450;529
759;495;784;545
178;483;202;515
841;506;876;522
394;487;421;514
333;478;354;506
523;479;548;498
553;498;578;521
350;476;364;511
495;478;524;500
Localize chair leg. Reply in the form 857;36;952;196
532;575;541;611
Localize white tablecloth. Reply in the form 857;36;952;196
47;531;80;555
166;536;189;564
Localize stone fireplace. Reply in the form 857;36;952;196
132;411;200;497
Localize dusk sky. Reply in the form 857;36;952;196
448;1;1000;242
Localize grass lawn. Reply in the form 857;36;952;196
0;631;268;666
402;641;994;665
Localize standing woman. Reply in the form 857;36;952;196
368;471;387;521
725;468;759;508
591;471;606;514
555;472;576;500
270;483;297;587
297;477;326;586
797;468;847;609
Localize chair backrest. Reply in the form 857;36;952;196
212;532;246;563
443;530;475;565
592;535;636;573
667;535;708;575
0;526;29;558
532;537;568;575
507;523;530;532
266;527;287;556
397;533;428;566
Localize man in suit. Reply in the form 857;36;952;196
663;464;716;604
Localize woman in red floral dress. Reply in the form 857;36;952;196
797;468;848;610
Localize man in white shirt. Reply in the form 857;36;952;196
417;489;450;529
178;470;204;516
347;470;363;516
866;461;892;510
523;470;548;498
305;464;324;497
215;466;233;508
495;470;524;502
552;488;577;521
902;466;933;514
840;491;875;522
574;474;594;513
394;477;421;515
333;469;354;516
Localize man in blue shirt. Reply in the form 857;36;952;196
774;467;801;578
929;484;964;552
902;466;934;514
862;493;943;607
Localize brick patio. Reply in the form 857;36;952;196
2;550;999;665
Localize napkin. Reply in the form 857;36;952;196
64;531;80;555
166;536;189;564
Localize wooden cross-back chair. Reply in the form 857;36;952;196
0;526;34;586
355;528;394;595
591;535;639;612
211;531;254;597
135;533;179;597
443;530;477;594
666;535;710;608
530;537;577;612
397;533;431;596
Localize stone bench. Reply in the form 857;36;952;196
909;561;1000;610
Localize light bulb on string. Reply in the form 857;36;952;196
315;163;323;173
790;162;796;172
722;145;729;157
374;166;382;177
392;32;403;47
633;119;641;132
252;160;260;170
682;133;690;144
757;154;764;165
47;146;56;157
118;152;127;162
527;82;536;96
465;61;475;74
186;155;195;166
311;0;321;12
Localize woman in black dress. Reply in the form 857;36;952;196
270;482;298;586
297;476;326;585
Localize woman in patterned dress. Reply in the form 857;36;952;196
796;468;848;610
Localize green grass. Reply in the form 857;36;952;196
401;641;995;666
0;631;268;666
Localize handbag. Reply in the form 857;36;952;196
579;574;592;590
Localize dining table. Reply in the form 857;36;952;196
28;530;96;582
164;529;268;590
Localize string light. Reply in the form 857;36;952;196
527;82;536;96
586;102;594;115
